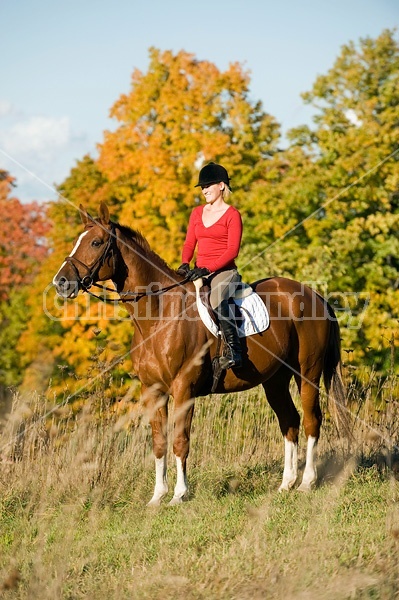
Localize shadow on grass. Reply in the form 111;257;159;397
186;448;399;503
186;460;285;500
316;448;399;488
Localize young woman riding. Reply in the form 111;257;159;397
177;162;243;369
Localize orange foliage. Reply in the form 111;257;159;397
97;48;279;264
0;171;50;300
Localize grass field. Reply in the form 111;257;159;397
0;373;398;599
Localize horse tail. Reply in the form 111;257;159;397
322;300;350;437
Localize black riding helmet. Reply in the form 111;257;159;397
195;162;231;190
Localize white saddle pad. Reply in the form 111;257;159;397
194;284;269;338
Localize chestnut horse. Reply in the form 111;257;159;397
53;203;347;505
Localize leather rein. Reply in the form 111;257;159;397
64;222;191;303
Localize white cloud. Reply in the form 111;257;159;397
0;115;71;158
0;100;14;117
0;113;90;203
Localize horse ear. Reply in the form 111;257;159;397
79;204;90;225
99;202;110;225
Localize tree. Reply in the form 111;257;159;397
0;289;31;387
20;48;280;398
252;29;399;370
0;171;50;300
18;157;132;397
97;47;280;264
0;171;51;388
20;31;399;397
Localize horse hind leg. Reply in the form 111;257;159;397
262;367;300;492
295;372;323;492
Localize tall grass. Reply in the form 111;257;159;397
0;366;398;599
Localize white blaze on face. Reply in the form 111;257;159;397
52;231;89;285
70;230;90;257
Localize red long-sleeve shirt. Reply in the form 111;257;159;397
182;205;243;272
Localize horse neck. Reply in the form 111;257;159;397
113;226;177;292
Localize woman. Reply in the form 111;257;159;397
177;162;243;369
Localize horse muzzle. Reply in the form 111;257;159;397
53;276;80;299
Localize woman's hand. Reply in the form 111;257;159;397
176;263;190;276
187;267;211;281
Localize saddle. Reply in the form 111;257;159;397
198;279;253;329
194;277;269;392
193;277;269;339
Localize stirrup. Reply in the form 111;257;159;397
219;350;242;370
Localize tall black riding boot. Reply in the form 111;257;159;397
218;299;243;370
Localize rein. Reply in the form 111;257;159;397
87;276;192;303
64;222;191;303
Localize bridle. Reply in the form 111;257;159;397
64;221;191;303
64;222;117;296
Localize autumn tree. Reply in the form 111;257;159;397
17;157;132;397
21;49;280;397
0;171;49;300
97;47;280;263
244;29;399;370
20;31;399;399
0;171;51;388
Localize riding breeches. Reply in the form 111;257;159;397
208;269;242;313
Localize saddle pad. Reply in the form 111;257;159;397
195;289;270;338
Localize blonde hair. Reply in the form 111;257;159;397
222;186;232;202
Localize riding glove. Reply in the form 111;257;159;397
176;263;190;276
187;267;211;281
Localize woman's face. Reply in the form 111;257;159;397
201;182;224;204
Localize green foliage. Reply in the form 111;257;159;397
241;29;399;370
0;290;30;387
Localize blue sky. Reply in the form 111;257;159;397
1;0;397;203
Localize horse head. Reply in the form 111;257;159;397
53;202;116;298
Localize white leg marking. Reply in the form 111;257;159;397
169;456;188;505
298;436;318;492
147;456;168;506
52;231;89;284
278;437;298;492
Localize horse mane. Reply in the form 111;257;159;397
114;221;175;275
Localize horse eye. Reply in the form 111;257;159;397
92;239;102;247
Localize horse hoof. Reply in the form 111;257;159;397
147;500;161;507
297;482;313;492
278;479;297;492
147;496;164;507
278;484;289;493
168;495;186;506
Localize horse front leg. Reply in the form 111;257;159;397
144;386;169;506
169;396;195;505
280;436;299;491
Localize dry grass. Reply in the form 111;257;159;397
0;368;398;599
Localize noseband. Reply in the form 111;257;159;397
64;223;117;292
